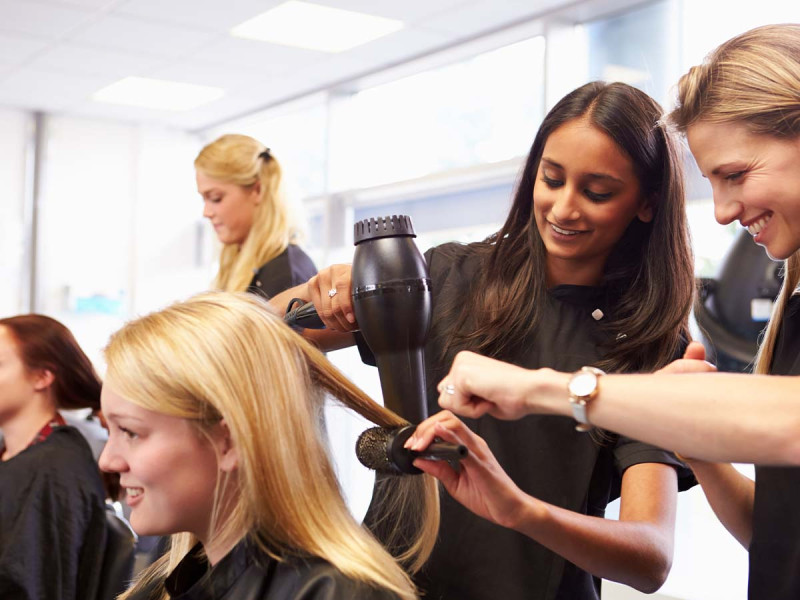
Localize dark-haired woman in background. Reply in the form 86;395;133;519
275;81;696;599
0;314;108;600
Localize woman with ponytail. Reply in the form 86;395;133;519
424;24;800;600
195;134;317;298
0;314;109;600
99;292;438;600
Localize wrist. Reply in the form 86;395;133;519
529;369;572;417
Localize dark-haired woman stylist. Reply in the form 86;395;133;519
274;81;696;599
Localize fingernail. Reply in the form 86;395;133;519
346;313;355;323
404;436;415;449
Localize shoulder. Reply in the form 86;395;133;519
20;427;104;492
250;245;317;298
425;242;485;287
270;556;401;600
284;244;318;280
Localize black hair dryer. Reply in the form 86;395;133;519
352;215;432;424
284;214;432;424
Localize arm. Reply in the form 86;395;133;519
436;346;800;465
411;412;677;593
682;460;755;548
268;265;359;351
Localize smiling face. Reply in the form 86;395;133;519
196;170;261;246
98;383;226;540
687;120;800;260
533;116;652;286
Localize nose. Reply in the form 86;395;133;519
712;188;743;225
98;439;127;474
202;200;214;219
550;186;581;223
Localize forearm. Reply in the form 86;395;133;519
688;461;755;548
530;371;800;465
268;283;356;351
509;497;672;593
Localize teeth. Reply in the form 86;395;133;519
552;224;580;236
127;488;143;498
747;214;771;236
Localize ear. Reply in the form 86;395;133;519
214;419;239;473
31;369;55;392
637;197;654;223
251;180;262;205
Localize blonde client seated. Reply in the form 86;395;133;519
98;292;438;600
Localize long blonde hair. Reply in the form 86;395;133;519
668;24;800;374
195;134;295;292
107;293;438;600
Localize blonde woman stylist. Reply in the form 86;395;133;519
196;134;316;298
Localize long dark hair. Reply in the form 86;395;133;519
444;81;694;373
0;314;102;411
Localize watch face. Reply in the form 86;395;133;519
569;371;596;397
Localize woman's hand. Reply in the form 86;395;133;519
436;351;560;420
656;341;717;374
306;264;358;331
406;410;531;529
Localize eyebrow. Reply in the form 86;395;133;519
541;158;625;184
104;412;145;423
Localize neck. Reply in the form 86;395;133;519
204;532;244;567
1;402;57;460
546;256;605;287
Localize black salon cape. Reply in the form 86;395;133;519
0;426;107;600
749;293;800;599
364;243;694;600
247;244;317;300
126;538;402;600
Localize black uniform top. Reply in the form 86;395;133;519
749;292;800;600
368;243;693;600
0;426;108;600
247;245;317;300
126;538;403;600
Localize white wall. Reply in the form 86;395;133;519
34;115;209;370
0;108;30;317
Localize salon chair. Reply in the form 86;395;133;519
694;229;783;372
96;503;137;600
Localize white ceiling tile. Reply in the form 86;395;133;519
0;67;112;112
117;0;283;31
0;0;94;38
69;14;218;58
50;0;120;8
189;36;324;74
341;27;452;69
307;0;469;24
150;60;256;91
26;42;161;77
419;0;551;36
0;31;51;65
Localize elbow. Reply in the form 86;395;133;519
783;435;800;466
634;570;669;595
632;552;672;594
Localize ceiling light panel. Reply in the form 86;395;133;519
92;77;225;111
230;1;403;53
